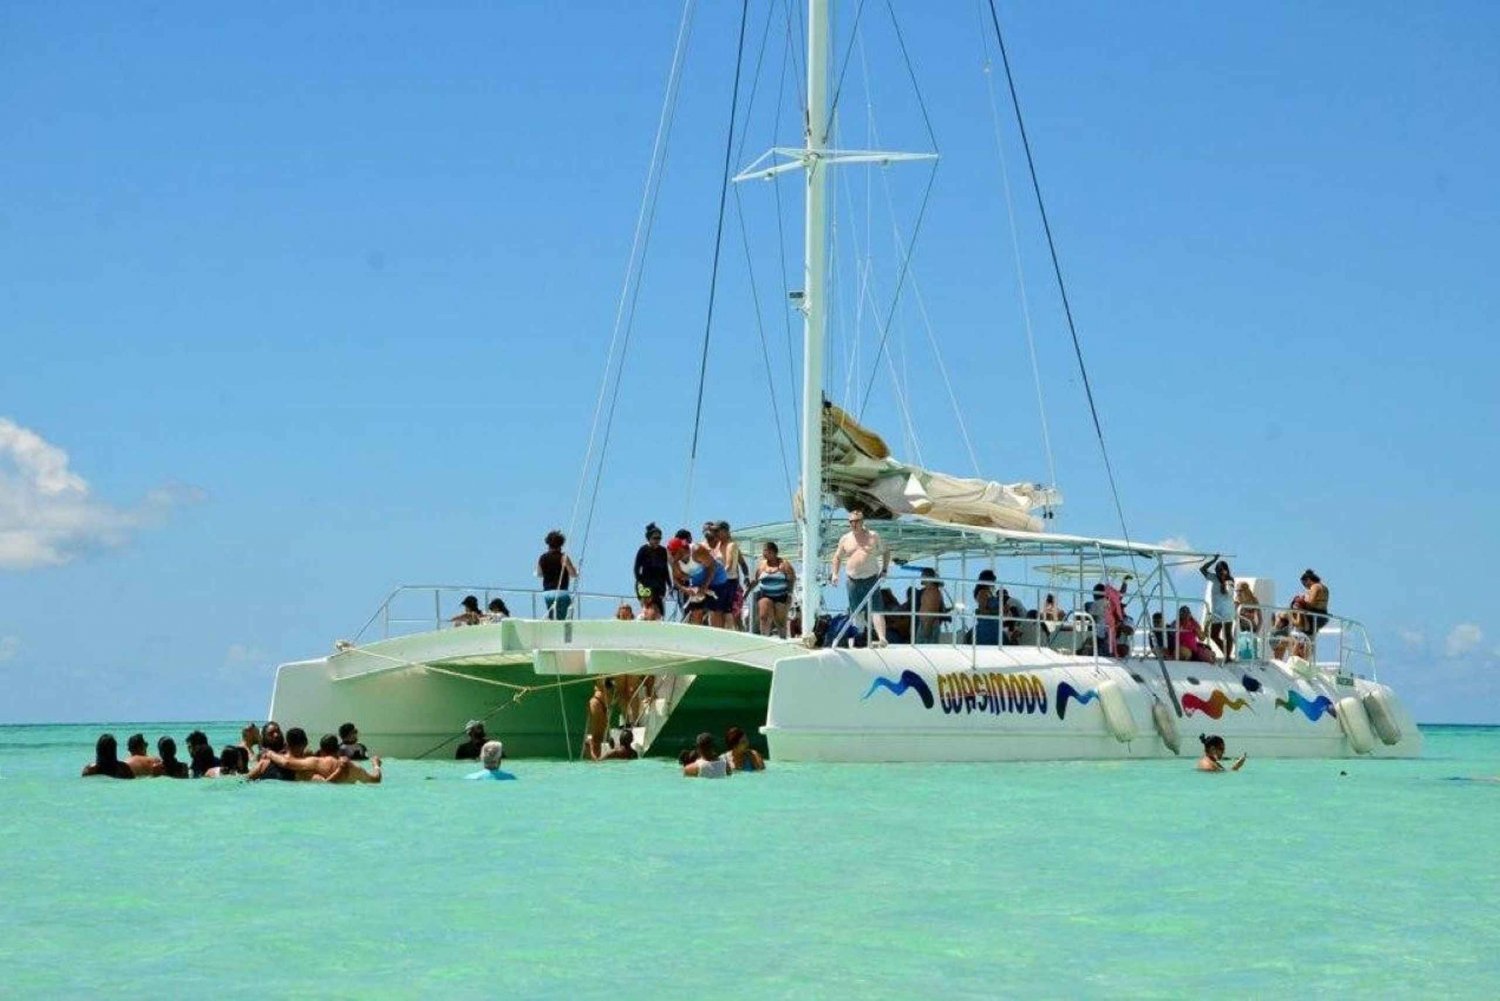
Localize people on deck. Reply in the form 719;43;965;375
1040;593;1065;624
1197;734;1246;772
123;733;160;777
1200;557;1236;660
338;722;368;760
1292;569;1329;636
1176;606;1215;663
751;540;796;637
681;531;731;628
454;720;489;760
486;598;511;622
615;602;636;621
914;568;949;644
724;726;765;772
467;740;515;780
1149;612;1178;660
973;570;1002;646
538;530;579;621
709;521;747;630
634;523;670;617
451;595;484;627
81;733;135;779
682;732;730;778
1269;612;1309;660
831;508;889;647
157;736;189;779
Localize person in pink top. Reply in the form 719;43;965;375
1176;605;1215;663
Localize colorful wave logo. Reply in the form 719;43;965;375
1181;690;1250;719
1056;682;1099;720
864;670;934;709
1275;690;1336;721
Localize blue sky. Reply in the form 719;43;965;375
2;1;1497;724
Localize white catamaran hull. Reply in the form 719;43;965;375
269;620;1420;762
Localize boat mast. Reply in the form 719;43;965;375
798;0;831;623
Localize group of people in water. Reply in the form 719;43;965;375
81;721;381;782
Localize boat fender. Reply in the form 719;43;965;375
1151;700;1180;755
1096;680;1137;743
1362;690;1404;746
1336;696;1375;755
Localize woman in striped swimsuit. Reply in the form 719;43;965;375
751;540;797;638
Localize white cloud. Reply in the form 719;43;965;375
1156;535;1193;553
0;636;18;662
1397;628;1425;648
1445;623;1483;658
0;418;204;570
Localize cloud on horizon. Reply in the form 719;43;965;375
0;636;18;663
0;417;204;570
1445;623;1484;659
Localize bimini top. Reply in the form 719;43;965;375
737;515;1215;568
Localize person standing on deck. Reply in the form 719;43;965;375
710;520;747;630
831;508;889;647
538;530;579;621
633;523;670;617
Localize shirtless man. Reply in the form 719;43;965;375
123;733;161;777
708;520;745;631
260;746;383;784
830;508;889;646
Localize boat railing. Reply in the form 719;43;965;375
817;572;1377;679
352;585;645;643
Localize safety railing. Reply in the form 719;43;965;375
351;585;644;643
1128;598;1377;681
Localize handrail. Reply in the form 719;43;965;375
346;578;1377;680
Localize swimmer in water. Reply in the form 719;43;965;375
1197;734;1246;772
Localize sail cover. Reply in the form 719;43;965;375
819;402;1061;532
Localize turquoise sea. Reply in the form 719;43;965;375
2;723;1496;999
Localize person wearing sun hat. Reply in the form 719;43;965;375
454;720;488;760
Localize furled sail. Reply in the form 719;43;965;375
819;402;1060;531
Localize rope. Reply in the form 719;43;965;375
984;0;1132;545
973;0;1056;493
569;0;697;567
684;0;752;513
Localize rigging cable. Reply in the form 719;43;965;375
984;0;1133;545
854;0;940;419
973;0;1057;493
569;0;697;566
731;0;797;501
683;0;752;514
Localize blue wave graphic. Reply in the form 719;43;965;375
1275;690;1336;721
1056;682;1099;720
864;670;934;710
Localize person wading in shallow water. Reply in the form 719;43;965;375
81;734;135;779
1196;734;1246;772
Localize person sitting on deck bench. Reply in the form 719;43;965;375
913;568;950;644
451;595;484;627
973;570;1002;646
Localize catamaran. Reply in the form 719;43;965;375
268;0;1419;762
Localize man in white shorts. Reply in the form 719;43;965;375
831;508;889;646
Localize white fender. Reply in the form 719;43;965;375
1096;679;1137;742
1336;696;1375;754
1362;690;1404;746
1152;700;1180;754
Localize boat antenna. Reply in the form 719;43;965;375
983;0;1134;548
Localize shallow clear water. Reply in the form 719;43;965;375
2;723;1496;998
